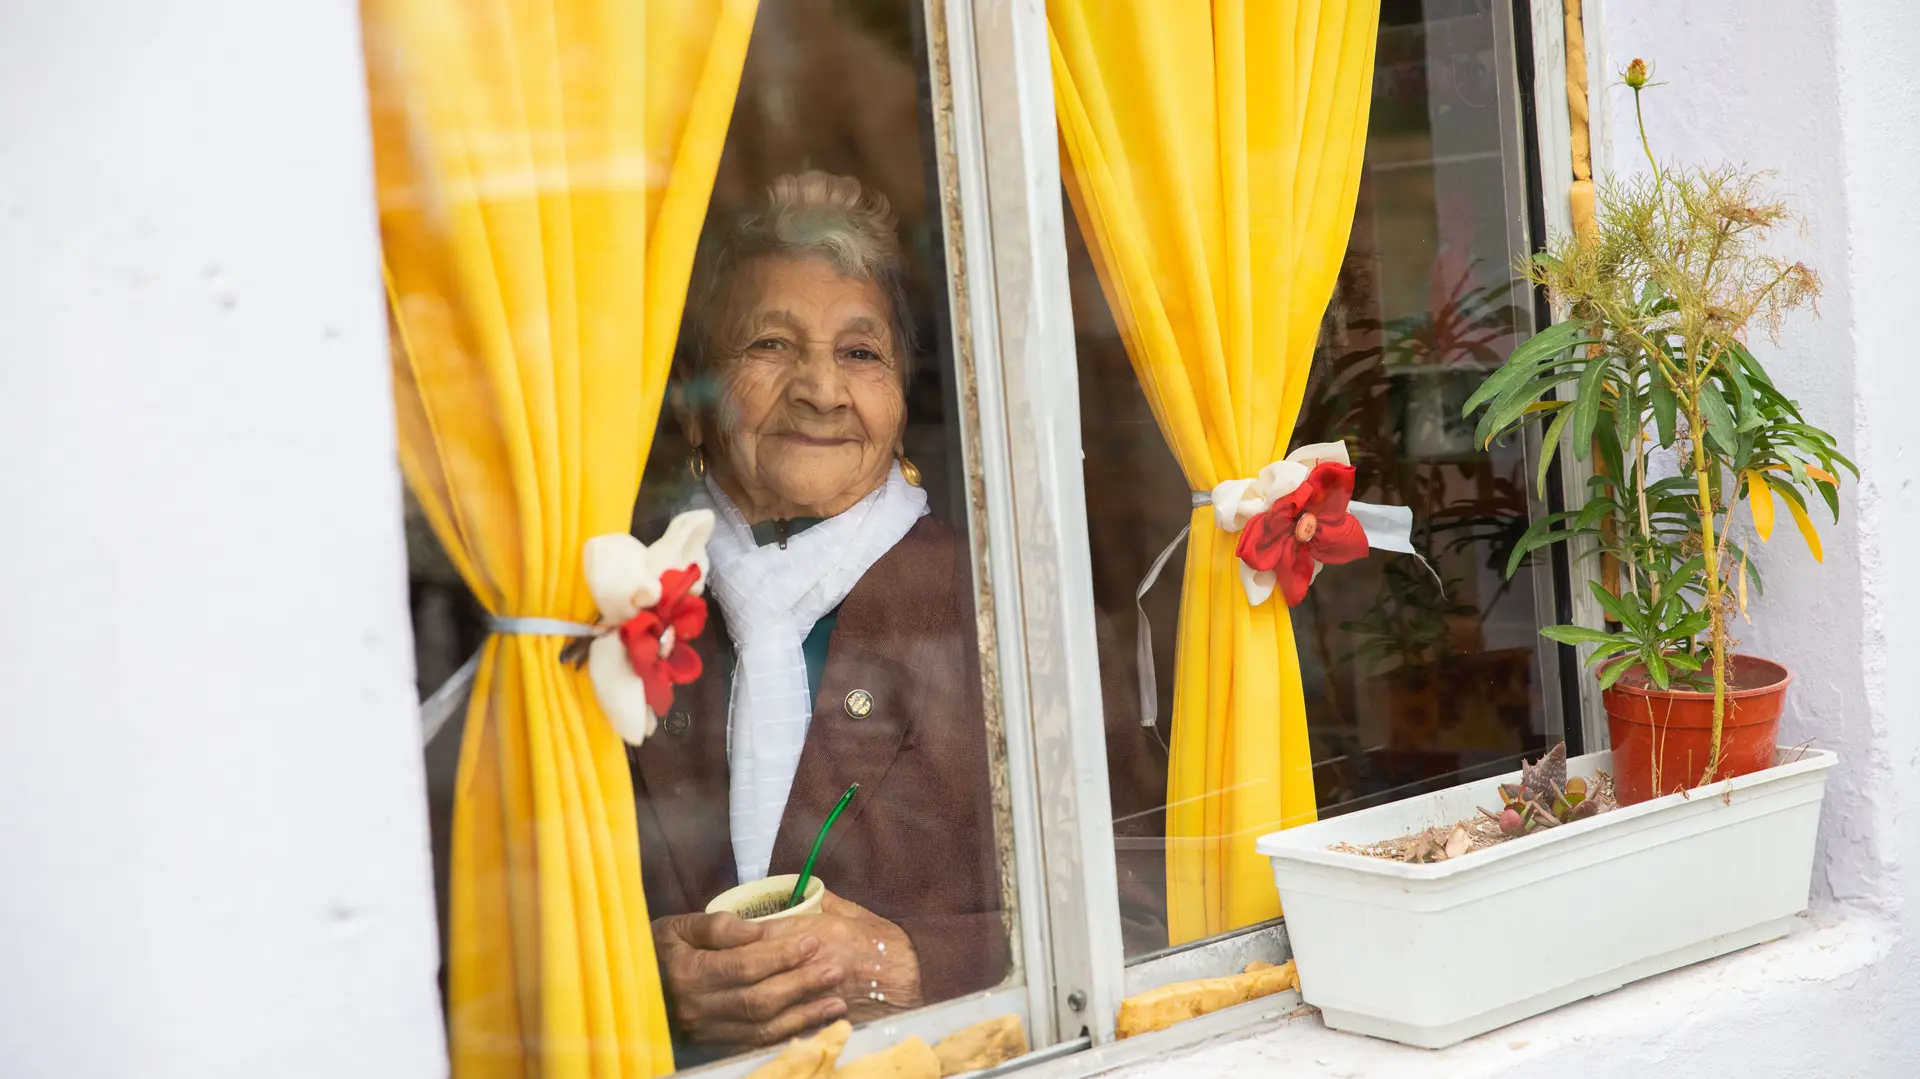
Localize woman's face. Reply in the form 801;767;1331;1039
705;255;907;522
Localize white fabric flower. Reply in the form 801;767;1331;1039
580;509;715;745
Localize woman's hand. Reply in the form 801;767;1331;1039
652;912;848;1048
758;890;922;1022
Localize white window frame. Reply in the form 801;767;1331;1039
614;2;1598;1075
683;0;1123;1070
959;0;1602;1061
1529;0;1615;753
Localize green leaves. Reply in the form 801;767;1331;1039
1461;318;1593;416
1539;624;1622;647
1725;362;1759;431
1650;373;1678;446
1541;579;1716;693
1505;510;1598;578
1463;318;1604;453
1484;147;1848;704
1464;287;1849;679
1698;380;1739;456
1588;578;1642;631
1570;349;1612;460
1537;404;1575;497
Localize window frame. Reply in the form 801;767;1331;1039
481;1;1601;1075
676;0;1124;1071
1528;0;1614;753
961;0;1605;1061
991;0;1596;1016
936;0;1128;1047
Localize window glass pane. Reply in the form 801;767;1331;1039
1067;0;1554;959
398;0;1016;1068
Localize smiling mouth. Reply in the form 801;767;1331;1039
774;433;861;448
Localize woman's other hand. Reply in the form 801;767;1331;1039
758;890;922;1021
652;912;848;1047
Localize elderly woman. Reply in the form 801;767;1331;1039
632;172;1164;1055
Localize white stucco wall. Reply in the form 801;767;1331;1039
1101;0;1920;1075
0;4;446;1078
1;0;1913;1077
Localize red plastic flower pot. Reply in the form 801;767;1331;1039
1601;654;1792;805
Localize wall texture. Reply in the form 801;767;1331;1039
0;3;446;1077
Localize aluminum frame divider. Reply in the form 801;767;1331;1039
1122;921;1293;999
1488;0;1575;755
928;0;1061;1048
1528;0;1610;751
956;0;1127;1047
684;0;1111;1063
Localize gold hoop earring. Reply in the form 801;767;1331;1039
689;446;707;479
898;454;922;487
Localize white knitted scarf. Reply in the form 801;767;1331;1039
691;464;928;883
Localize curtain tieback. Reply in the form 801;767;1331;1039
417;510;719;749
1132;491;1214;731
419;616;600;746
1131;442;1440;729
489;615;600;636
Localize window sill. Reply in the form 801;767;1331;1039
1017;904;1891;1079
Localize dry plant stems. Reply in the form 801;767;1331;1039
1465;60;1855;787
1333;744;1616;864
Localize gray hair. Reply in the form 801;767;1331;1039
681;171;918;385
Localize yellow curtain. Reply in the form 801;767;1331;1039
1049;1;1380;944
360;1;757;1075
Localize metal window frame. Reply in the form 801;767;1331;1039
685;2;1596;1075
950;0;1127;1048
1490;0;1577;758
1527;0;1612;752
678;0;1112;1069
1110;0;1580;1004
1123;921;1292;999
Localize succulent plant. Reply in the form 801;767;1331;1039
1481;742;1604;837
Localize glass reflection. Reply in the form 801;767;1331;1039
1072;0;1554;957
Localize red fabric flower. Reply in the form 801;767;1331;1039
1234;462;1370;607
617;564;708;716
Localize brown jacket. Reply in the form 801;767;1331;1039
629;515;1168;1015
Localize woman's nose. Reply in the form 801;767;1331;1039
787;343;852;412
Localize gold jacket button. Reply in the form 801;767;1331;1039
843;689;874;720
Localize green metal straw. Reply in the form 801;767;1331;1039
790;782;858;910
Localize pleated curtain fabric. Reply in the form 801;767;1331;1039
1049;0;1380;944
359;1;757;1075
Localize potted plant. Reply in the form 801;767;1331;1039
1258;736;1834;1047
1466;60;1853;803
1254;66;1843;1050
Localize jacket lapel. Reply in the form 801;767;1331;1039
765;635;915;875
765;522;944;875
631;612;737;908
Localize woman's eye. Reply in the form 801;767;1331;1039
844;346;882;363
751;338;787;351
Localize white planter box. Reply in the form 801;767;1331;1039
1256;746;1836;1048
